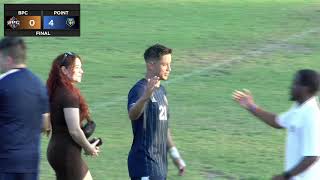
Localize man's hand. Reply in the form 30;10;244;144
142;76;160;100
169;146;186;176
128;76;160;121
173;158;186;176
232;89;255;110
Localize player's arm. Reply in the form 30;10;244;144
128;77;159;121
64;108;99;156
272;156;319;179
167;128;175;149
128;95;149;121
41;113;51;136
232;89;282;129
167;128;186;176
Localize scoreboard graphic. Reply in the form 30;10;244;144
4;4;80;36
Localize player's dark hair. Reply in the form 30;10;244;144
0;37;26;64
296;69;320;95
144;44;172;63
47;52;90;123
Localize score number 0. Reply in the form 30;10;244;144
29;20;35;27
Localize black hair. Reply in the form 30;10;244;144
296;69;320;95
144;44;172;63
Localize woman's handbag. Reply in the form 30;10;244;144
81;120;96;138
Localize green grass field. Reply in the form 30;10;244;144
1;0;320;179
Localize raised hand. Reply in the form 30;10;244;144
142;76;160;100
232;89;255;110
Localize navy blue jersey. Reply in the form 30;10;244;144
127;79;169;177
0;68;49;173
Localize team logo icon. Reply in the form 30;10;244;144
66;18;75;27
151;95;157;102
7;16;20;29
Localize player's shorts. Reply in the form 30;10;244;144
131;176;166;180
0;172;38;180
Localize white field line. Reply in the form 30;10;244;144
90;27;320;110
165;28;320;84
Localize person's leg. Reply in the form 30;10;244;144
56;172;66;180
83;170;93;180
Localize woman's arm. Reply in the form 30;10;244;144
41;113;51;136
64;108;99;156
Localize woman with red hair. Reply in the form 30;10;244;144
47;52;100;180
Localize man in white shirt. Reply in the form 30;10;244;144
233;69;320;180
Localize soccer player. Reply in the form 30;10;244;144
233;69;320;180
127;44;186;180
0;37;50;180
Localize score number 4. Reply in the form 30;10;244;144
48;20;54;27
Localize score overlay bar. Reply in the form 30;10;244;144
4;4;80;37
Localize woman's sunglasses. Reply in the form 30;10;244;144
60;52;76;66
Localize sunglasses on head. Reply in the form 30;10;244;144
60;52;76;66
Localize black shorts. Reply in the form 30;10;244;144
0;172;38;180
131;176;166;180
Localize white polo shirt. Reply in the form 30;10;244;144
277;97;320;180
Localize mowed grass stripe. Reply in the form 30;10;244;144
1;0;320;179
